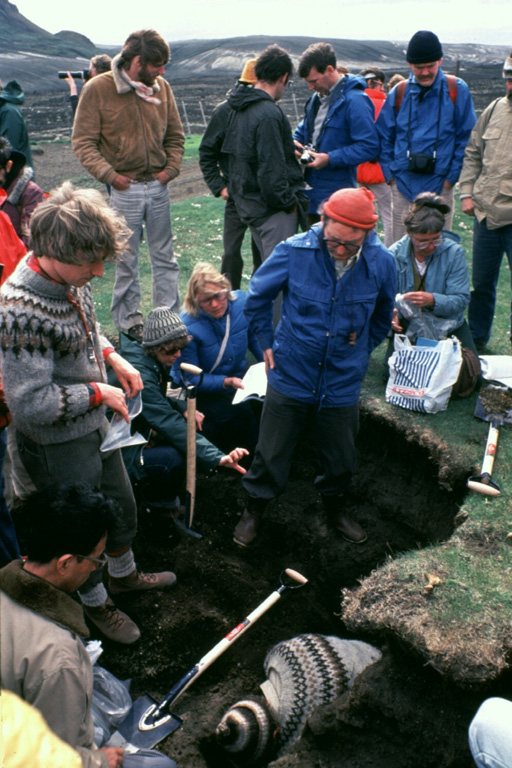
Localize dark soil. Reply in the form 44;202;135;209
89;417;490;768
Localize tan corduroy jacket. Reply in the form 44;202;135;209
72;54;184;185
459;95;512;229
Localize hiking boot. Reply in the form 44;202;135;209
321;494;367;544
233;497;269;548
109;569;177;595
330;511;367;544
83;599;141;644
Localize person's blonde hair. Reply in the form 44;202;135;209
30;182;130;263
183;261;233;316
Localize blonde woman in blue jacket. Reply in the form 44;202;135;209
176;262;263;456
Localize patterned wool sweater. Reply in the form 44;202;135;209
0;256;110;444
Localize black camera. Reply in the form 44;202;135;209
58;70;91;81
407;152;436;175
300;143;316;165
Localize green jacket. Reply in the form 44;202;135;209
117;335;223;480
459;95;512;229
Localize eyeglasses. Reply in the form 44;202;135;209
411;235;443;251
73;552;107;570
159;343;187;356
198;290;229;306
323;236;364;254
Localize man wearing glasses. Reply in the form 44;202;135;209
234;187;396;547
376;30;475;242
0;484;177;768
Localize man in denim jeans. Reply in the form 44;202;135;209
73;29;184;341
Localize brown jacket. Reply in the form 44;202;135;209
72;55;184;185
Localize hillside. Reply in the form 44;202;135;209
0;0;509;91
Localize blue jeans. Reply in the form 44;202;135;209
469;697;512;768
468;218;512;346
110;181;180;332
139;444;185;505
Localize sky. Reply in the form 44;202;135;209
14;0;512;48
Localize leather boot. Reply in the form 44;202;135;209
83;599;141;644
109;569;177;595
322;495;367;544
233;498;268;548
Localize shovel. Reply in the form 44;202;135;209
467;385;512;497
175;362;203;538
113;568;308;750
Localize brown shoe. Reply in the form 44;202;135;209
83;599;141;644
233;509;262;547
109;569;177;595
330;511;367;544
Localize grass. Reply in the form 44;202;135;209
89;182;512;684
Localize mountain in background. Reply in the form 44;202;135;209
0;0;97;58
0;0;509;91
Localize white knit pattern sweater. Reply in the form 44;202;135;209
0;256;110;444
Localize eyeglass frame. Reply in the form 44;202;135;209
323;234;365;254
72;552;107;570
410;234;443;251
197;289;230;306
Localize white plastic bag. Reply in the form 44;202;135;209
91;665;132;747
386;335;462;413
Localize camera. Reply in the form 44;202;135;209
300;144;316;165
58;70;91;81
407;152;436;175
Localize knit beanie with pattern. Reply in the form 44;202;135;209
406;31;443;64
322;187;378;230
142;307;188;348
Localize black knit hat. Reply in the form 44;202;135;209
406;31;443;64
142;306;188;348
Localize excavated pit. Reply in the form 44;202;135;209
95;411;489;768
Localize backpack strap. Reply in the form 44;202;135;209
395;74;457;111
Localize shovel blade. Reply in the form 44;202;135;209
117;694;182;750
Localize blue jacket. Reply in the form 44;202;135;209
174;290;263;393
244;225;396;408
389;231;470;330
376;70;476;201
294;75;380;214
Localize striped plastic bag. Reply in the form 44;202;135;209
386;335;462;413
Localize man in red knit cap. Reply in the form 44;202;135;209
234;187;396;547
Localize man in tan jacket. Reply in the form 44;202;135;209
459;51;512;352
72;29;184;340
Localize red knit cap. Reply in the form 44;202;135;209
322;187;378;230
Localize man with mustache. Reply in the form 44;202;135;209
376;30;476;241
73;29;184;342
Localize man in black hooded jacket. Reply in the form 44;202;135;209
222;45;306;261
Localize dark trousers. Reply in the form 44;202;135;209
468;218;512;346
0;429;20;566
138;444;185;505
242;385;359;501
221;198;261;289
